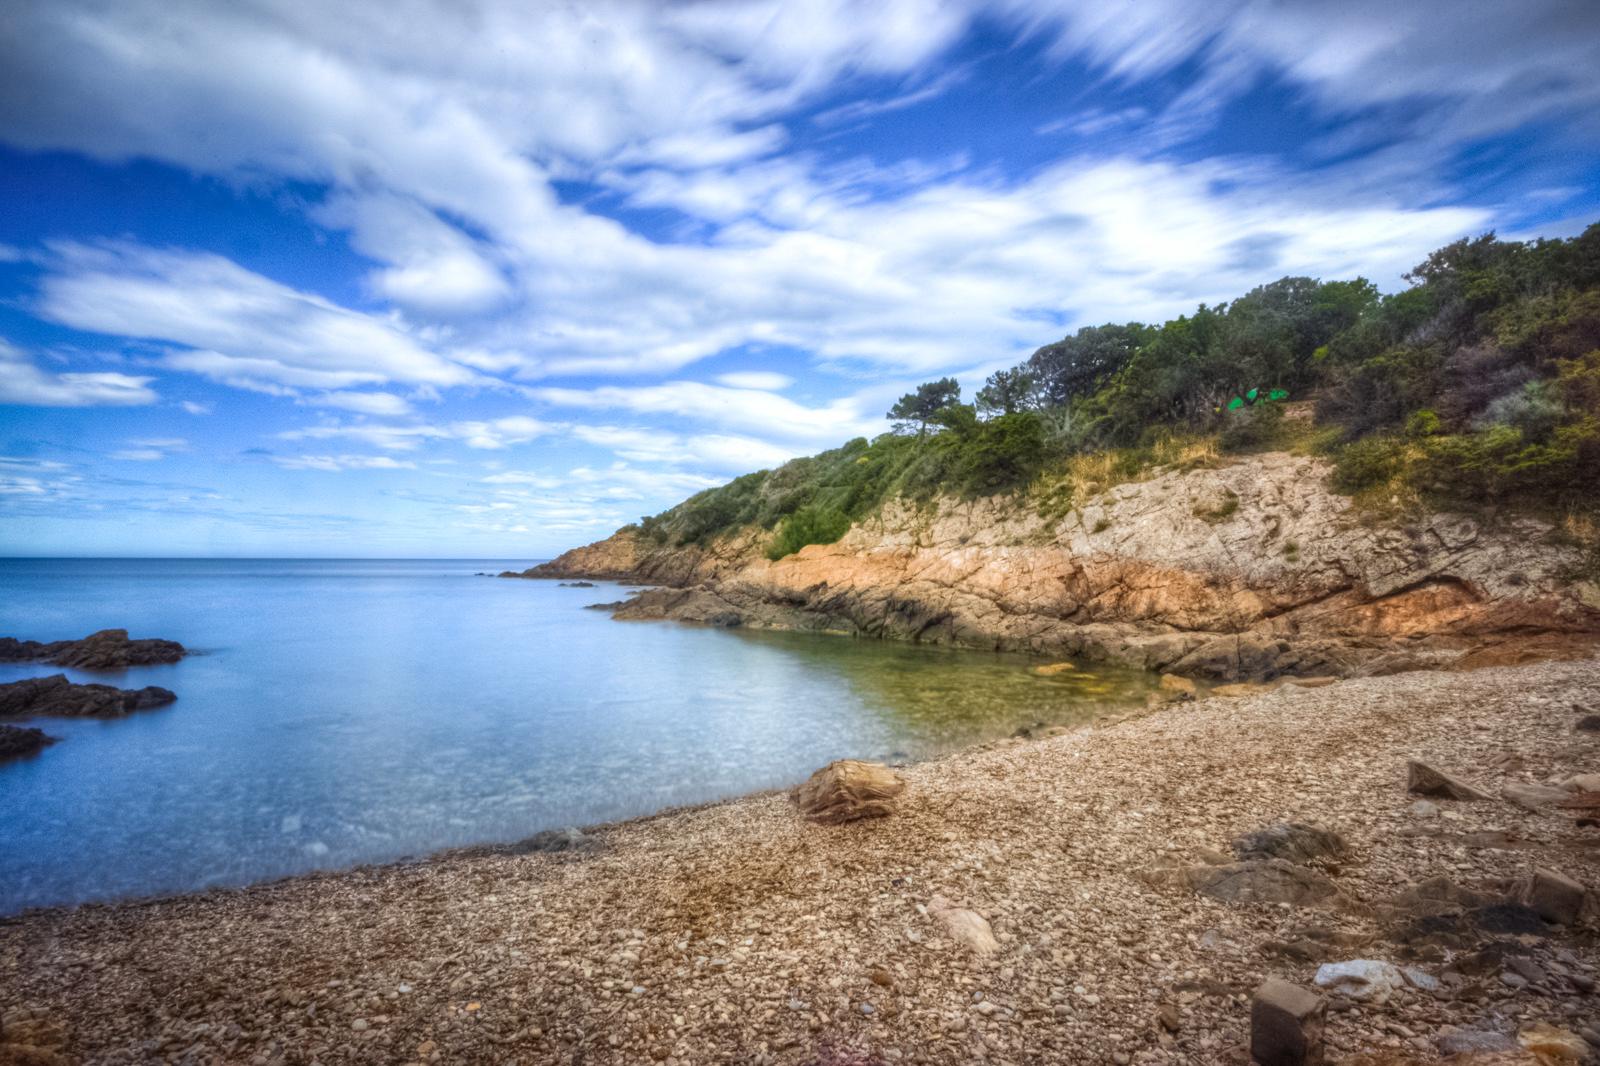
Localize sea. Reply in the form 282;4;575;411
0;557;1153;913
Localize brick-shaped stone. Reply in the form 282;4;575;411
1252;977;1325;1066
1525;867;1587;926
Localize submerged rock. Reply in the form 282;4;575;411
0;674;177;719
791;759;905;824
0;628;185;669
0;725;57;761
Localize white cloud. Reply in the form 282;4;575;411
179;400;213;415
280;422;450;452
314;193;512;315
536;381;881;445
270;454;418;472
308;391;415;417
110;436;188;461
280;414;555;452
0;338;158;407
35;242;479;392
448;416;555;450
714;370;794;390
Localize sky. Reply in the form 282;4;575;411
1;1;1598;558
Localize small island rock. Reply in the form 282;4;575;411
0;724;57;761
0;675;177;719
0;629;185;670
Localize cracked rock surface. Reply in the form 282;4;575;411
513;453;1600;680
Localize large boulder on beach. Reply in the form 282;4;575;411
0;675;176;719
0;629;185;669
791;759;905;824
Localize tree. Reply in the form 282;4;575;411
1027;323;1151;408
887;378;962;434
976;367;1039;416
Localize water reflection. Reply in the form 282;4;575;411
0;559;1153;912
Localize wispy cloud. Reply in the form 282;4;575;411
0;338;158;407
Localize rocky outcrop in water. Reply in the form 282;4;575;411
0;674;177;719
0;725;56;761
514;452;1600;680
0;629;186;669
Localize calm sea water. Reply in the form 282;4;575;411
0;558;1153;913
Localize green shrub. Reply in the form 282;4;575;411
1219;403;1286;452
766;504;852;560
1331;437;1408;494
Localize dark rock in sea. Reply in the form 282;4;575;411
559;581;597;587
0;724;57;761
0;674;177;719
0;628;186;670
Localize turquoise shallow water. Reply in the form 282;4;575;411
0;558;1153;913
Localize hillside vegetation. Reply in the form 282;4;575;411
633;223;1600;562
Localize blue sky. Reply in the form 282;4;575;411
2;1;1598;558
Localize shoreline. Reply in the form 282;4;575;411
3;658;1597;1064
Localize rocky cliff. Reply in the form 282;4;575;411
511;452;1600;679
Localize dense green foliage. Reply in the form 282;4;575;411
636;223;1600;557
765;504;852;560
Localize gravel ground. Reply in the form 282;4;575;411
2;659;1597;1065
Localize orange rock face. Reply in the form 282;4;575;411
523;453;1600;680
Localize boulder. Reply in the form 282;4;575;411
1233;823;1347;865
0;628;185;669
1502;782;1570;811
1577;714;1600;733
1312;959;1404;1003
1559;773;1600;793
0;675;177;719
0;725;56;761
1032;662;1076;676
1521;868;1587;926
927;895;999;956
1158;673;1196;697
1184;860;1341;907
791;760;905;825
1250;977;1324;1066
1407;759;1492;801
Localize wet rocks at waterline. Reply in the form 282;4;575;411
0;725;56;762
0;628;185;670
0;674;177;719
